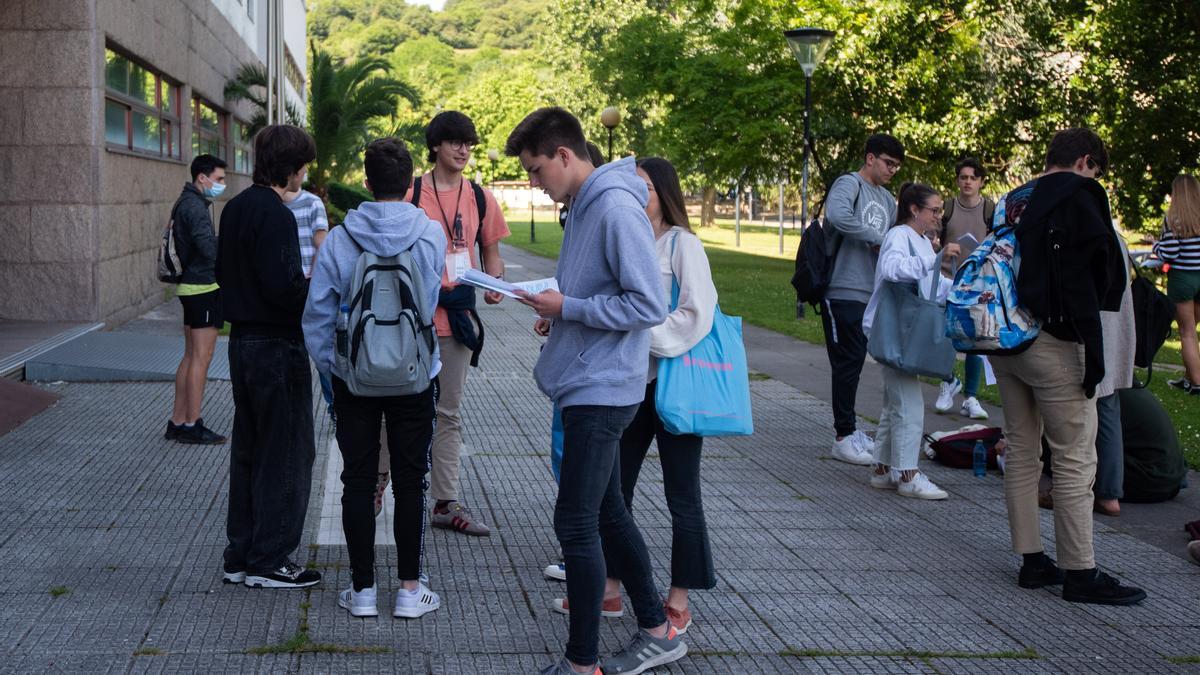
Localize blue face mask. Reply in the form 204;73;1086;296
203;182;226;199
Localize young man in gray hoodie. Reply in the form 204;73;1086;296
302;138;447;620
507;108;682;675
822;133;903;466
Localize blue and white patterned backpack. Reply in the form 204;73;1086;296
944;196;1040;354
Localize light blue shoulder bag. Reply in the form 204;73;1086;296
867;235;957;380
655;233;754;437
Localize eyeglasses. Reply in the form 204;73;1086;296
1085;157;1105;178
447;140;475;151
920;204;944;215
879;157;902;171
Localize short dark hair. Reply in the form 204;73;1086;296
1044;127;1108;175
504;107;589;161
585;141;604;166
637;157;690;232
954;156;986;180
425;110;479;163
863;133;904;162
895;182;940;227
252;125;316;188
190;154;227;181
364;138;414;200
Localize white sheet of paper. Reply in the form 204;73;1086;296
455;269;559;300
513;277;560;295
957;232;980;246
981;355;997;385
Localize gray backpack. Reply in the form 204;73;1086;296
335;231;435;397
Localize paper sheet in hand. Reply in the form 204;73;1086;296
957;232;979;246
456;269;559;299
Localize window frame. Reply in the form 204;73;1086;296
103;46;184;161
191;97;230;163
232;119;254;175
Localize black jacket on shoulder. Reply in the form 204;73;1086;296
172;183;217;286
215;184;309;339
1014;172;1124;397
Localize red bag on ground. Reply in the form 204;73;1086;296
924;427;1004;470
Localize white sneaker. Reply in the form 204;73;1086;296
851;430;875;454
337;585;378;617
897;473;949;500
543;561;566;581
960;396;988;420
393;583;440;619
831;436;873;465
869;469;899;490
935;379;961;413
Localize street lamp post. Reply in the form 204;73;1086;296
600;107;621;162
784;27;835;320
486;148;499;189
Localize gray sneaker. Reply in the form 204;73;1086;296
538;658;599;675
601;627;687;674
430;501;491;536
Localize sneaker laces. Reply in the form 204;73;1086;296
279;561;304;578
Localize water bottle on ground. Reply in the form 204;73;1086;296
973;440;987;478
336;304;350;357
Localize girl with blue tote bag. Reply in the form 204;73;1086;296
862;183;958;501
551;158;720;635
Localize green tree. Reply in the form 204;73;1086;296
306;46;421;195
223;63;303;137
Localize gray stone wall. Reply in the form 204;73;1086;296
0;0;266;324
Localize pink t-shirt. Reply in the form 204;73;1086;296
405;173;510;337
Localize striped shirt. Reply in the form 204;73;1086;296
285;189;330;277
1153;228;1200;271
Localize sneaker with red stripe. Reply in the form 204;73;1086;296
552;595;624;618
430;501;490;536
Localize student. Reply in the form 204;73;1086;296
506;107;682;675
990;128;1145;605
283;183;335;427
935;157;995;420
167;154;228;445
1155;174;1200;394
216;125;319;589
551;157;717;635
303;138;446;619
822;134;904;465
407;111;510;537
862;183;958;500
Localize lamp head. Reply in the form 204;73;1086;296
784;27;835;77
600;106;621;130
487;148;499;162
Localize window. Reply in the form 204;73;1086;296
192;98;229;161
104;48;182;159
233;121;254;174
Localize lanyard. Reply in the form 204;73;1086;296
431;172;465;248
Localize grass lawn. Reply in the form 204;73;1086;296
505;221;1200;468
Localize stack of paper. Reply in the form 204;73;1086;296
456;269;559;299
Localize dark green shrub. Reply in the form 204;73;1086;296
327;181;374;214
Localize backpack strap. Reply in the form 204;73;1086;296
410;175;422;209
470;180;487;262
983;196;995;231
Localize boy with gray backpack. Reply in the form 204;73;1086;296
303;138;447;619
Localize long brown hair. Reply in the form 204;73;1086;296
636;157;691;232
1167;174;1200;238
894;182;940;227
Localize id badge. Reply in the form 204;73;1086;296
448;249;471;281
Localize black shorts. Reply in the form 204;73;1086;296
179;290;223;329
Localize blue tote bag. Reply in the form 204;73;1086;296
655;235;754;437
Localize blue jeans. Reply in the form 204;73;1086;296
224;336;315;574
1094;393;1123;500
556;404;666;666
964;354;984;398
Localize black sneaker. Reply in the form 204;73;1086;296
244;561;321;589
164;420;181;440
1167;377;1193;392
177;419;227;445
1018;553;1065;589
1062;569;1147;605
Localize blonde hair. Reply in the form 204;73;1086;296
1167;174;1200;238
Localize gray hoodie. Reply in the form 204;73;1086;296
303;201;447;382
537;157;667;408
824;172;895;304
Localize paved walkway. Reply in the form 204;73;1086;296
1;250;1198;673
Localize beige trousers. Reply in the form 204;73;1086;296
376;337;472;501
991;333;1097;570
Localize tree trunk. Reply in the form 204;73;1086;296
701;186;717;228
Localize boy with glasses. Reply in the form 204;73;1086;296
821;133;904;466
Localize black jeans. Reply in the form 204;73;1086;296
224;336;315;575
820;298;868;438
333;376;437;590
556;404;666;666
608;380;715;590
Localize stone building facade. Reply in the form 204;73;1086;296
0;0;307;324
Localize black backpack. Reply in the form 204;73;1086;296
790;174;859;310
410;175;487;258
1118;386;1186;503
1129;260;1174;385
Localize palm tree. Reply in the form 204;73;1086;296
223;63;303;137
306;45;420;196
